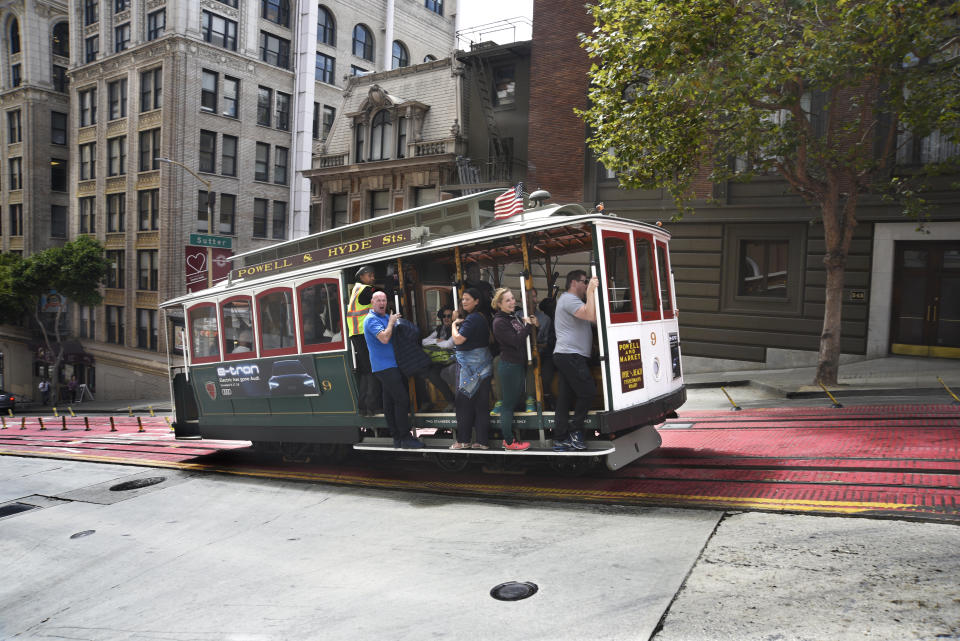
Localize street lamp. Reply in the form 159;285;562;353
157;157;215;224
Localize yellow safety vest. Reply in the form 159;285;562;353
346;282;372;336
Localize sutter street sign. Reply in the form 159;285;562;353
189;233;232;249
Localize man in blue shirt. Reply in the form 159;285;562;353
364;291;424;449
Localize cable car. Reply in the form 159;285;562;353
161;189;685;472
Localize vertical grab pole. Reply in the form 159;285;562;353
453;246;463;311
521;234;546;445
397;258;417;418
591;262;609;413
519;275;532;364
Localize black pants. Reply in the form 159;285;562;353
538;347;556;407
552;352;595;440
351;334;381;412
454;376;492;444
374;367;411;440
413;364;456;408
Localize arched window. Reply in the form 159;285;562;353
317;5;335;46
52;22;69;56
391;41;409;69
370;110;392;161
9;18;21;54
423;54;437;63
352;24;373;61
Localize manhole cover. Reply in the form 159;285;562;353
490;581;538;601
70;530;96;539
0;503;37;518
110;476;166;492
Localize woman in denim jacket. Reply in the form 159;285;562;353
450;288;493;449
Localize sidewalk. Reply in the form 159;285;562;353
19;397;172;415
684;354;960;399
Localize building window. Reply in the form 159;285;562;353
219;193;236;235
107;306;125;345
139;128;160;171
255;142;270;181
7;110;21;143
312;102;320;139
391;41;409;69
396;115;406;158
79;88;97;126
52;65;68;92
147;9;165;40
274;146;288;185
9;204;23;236
140;68;162;112
260;32;291;69
8;157;22;190
51;112;67;144
322;105;335;141
202;11;237;50
138;189;159;230
350;65;369;77
215;0;238;7
201;70;218;112
493;66;516;106
199;130;217;173
85;35;100;63
414;187;436;207
354;119;365;162
369;190;389;218
114;23;130;52
424;54;437;62
352;24;373;61
10;64;21;88
370;110;392;161
222;76;239;117
897;129;960;166
51;205;67;238
107;193;125;232
84;0;98;26
329;193;348;229
138;250;158;290
51;159;68;192
722;224;805;315
253;198;269;237
222;134;238;176
108;78;127;120
257;86;272;126
79;197;96;233
272;201;287;240
315;52;335;84
425;0;443;15
80;306;96;339
197;190;212;232
276;92;291;130
115;0;129;13
79;143;96;180
137;309;158;351
318;6;335;45
106;251;125;288
107;136;126;176
261;0;290;27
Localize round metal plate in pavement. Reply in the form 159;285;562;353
109;476;167;492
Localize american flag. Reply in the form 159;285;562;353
494;183;525;220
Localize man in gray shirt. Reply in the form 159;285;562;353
552;269;599;451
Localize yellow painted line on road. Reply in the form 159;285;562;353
0;448;933;518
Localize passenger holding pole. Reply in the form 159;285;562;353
449;288;494;450
491;288;538;451
552;270;599;451
363;291;424;449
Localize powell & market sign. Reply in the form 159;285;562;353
231;228;421;281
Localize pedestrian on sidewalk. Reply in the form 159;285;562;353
38;379;50;405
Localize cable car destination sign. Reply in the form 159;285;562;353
231;227;422;281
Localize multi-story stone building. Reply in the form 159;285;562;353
0;0;71;396
0;0;457;400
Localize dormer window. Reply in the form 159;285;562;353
370;110;392;160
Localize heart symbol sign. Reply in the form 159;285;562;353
186;252;207;275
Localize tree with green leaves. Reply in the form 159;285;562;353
579;0;960;383
1;237;110;401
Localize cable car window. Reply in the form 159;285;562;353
298;278;344;352
188;303;220;363
602;231;637;323
656;241;674;318
257;288;297;355
634;232;660;320
221;296;255;360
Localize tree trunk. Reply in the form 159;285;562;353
816;253;845;385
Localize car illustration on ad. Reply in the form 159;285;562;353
267;359;318;396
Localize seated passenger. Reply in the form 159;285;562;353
449;288;493;450
233;329;253;353
552;269;599;452
491;288;538;451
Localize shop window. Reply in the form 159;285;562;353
257;288;297;355
298;278;344;352
722;224;804;315
188;303;220;363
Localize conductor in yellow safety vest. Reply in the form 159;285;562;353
348;265;381;415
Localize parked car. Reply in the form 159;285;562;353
267;360;317;396
0;390;17;415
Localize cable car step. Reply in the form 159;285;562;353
353;443;614;456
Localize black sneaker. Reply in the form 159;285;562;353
400;437;425;449
569;431;587;450
552;438;573;452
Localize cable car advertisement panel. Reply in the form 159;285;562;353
597;224;683;412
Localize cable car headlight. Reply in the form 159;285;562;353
268;379;280;390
